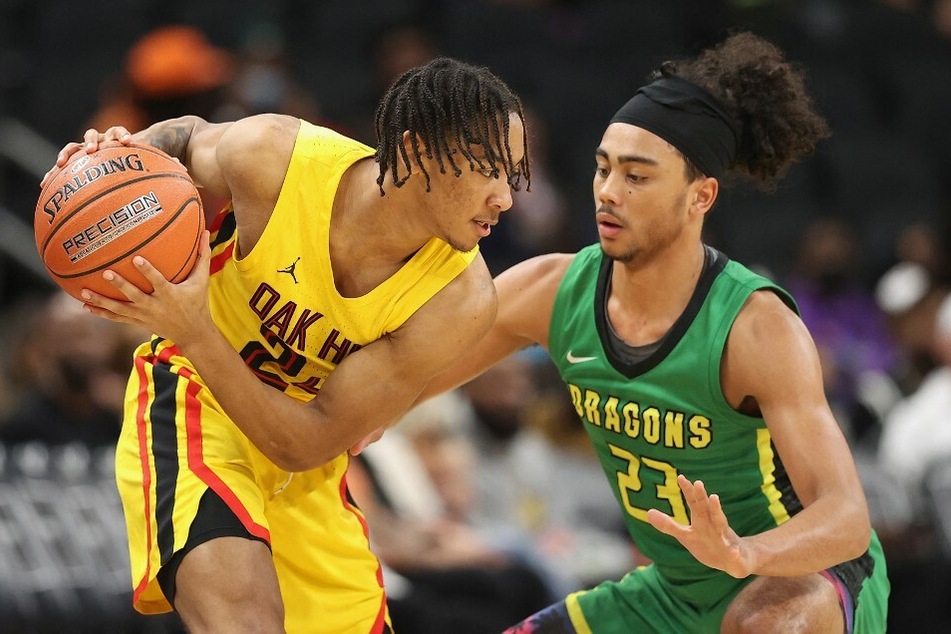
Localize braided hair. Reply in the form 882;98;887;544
654;32;830;189
374;57;531;196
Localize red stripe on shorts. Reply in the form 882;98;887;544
183;370;271;544
132;355;156;605
339;468;389;632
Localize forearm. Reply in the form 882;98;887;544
175;325;339;471
133;116;204;162
743;494;871;577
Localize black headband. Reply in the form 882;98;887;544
609;76;739;179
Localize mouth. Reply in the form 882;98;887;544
596;210;623;238
473;219;496;237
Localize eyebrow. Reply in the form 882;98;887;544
595;147;659;166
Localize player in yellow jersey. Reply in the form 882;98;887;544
43;57;530;633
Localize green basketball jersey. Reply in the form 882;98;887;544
550;244;801;586
547;244;888;631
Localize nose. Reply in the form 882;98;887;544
594;172;622;207
490;181;514;213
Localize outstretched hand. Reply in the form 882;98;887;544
81;230;215;348
646;475;754;579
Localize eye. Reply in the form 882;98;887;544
627;173;644;183
595;166;609;178
479;167;499;178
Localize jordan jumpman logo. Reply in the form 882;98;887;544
277;257;301;284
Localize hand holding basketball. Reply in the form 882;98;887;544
35;134;204;301
41;126;135;189
81;230;216;348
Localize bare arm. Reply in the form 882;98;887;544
66;115;503;471
85;243;499;472
648;290;871;577
45;115;298;247
126;114;296;248
417;252;573;402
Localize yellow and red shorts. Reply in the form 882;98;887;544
115;339;391;633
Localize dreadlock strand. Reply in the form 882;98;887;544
373;56;530;194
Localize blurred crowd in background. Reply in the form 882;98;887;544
1;0;951;631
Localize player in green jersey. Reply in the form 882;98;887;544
398;32;890;633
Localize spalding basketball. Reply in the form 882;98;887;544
34;141;204;301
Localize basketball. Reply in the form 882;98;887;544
34;141;205;301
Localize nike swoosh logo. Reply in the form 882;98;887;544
566;351;598;364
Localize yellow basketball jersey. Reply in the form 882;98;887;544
205;120;478;403
116;121;476;631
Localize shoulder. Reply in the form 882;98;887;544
495;252;575;347
219;114;301;148
217;114;301;171
496;252;574;313
416;252;497;328
447;252;497;309
723;289;819;403
732;289;806;348
497;252;574;294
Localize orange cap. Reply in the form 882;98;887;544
126;25;234;97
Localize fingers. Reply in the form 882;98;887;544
199;229;212;258
82;269;147;306
132;255;171;293
42;126;134;188
678;474;706;508
43;141;85;186
83;126;132;150
349;437;371;456
195;230;212;269
646;508;682;536
186;230;212;286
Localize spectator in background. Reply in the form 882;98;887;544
878;291;951;495
83;25;236;216
458;352;636;594
215;21;323;123
872;289;951;632
0;291;145;448
339;21;441;144
875;223;951;395
349;391;554;634
84;25;235;134
785;216;898;445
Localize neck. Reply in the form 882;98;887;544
330;160;434;297
334;160;433;263
607;237;707;345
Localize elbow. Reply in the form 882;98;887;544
268;442;336;473
271;452;322;474
844;504;873;560
266;447;301;472
264;443;313;473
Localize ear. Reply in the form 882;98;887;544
401;130;432;165
690;177;719;218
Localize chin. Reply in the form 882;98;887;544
447;236;479;253
599;241;637;264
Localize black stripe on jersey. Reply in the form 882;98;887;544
595;245;728;379
150;337;165;357
149;362;181;566
771;445;804;517
210;209;237;249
